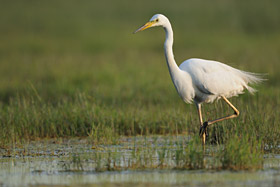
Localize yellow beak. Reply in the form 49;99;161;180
133;21;154;34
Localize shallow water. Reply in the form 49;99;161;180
0;136;280;186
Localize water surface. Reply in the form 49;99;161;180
0;137;279;186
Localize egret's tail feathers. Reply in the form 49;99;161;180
241;71;266;83
239;70;266;94
246;86;257;94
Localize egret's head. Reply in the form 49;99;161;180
133;14;168;34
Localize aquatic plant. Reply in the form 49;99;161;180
219;134;264;170
184;137;205;169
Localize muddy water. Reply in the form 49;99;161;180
0;137;280;186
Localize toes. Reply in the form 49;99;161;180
199;126;204;136
199;126;205;136
199;121;209;137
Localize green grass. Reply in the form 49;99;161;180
0;0;280;164
219;134;264;170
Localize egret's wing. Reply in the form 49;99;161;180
199;70;245;95
180;58;247;96
195;81;214;95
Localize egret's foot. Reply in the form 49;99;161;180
199;121;209;137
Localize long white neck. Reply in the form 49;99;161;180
163;22;181;81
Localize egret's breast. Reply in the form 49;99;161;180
171;71;195;104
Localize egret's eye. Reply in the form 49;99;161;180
156;19;159;22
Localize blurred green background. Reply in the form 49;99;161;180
0;0;279;144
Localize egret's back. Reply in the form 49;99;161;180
179;58;263;103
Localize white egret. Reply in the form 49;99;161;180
134;14;263;144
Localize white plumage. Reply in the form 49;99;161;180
134;14;263;144
178;58;262;103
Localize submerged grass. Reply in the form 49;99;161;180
183;137;205;169
51;136;264;172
